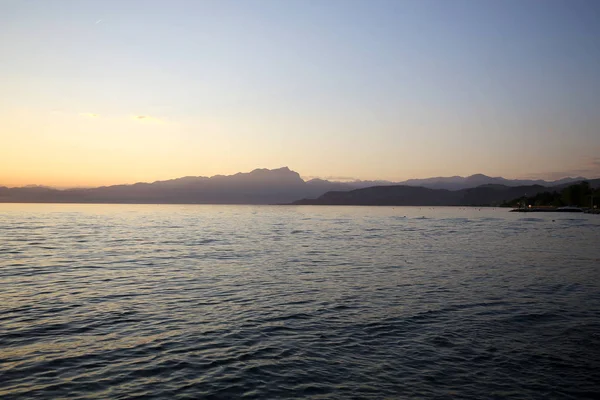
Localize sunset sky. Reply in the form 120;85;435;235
2;0;600;188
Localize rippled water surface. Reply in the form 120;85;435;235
1;204;600;399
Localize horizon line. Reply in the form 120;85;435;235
1;167;597;190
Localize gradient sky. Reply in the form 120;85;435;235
1;0;599;187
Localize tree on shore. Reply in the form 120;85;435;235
505;182;595;208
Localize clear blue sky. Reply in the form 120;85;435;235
1;0;599;186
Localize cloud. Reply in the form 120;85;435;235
131;115;163;123
78;113;166;123
522;156;600;180
303;175;359;182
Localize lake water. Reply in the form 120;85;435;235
1;204;599;399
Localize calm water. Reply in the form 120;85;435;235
1;204;599;399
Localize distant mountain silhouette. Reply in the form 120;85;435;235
292;184;573;206
396;174;588;190
305;174;590;191
0;167;342;204
1;168;597;204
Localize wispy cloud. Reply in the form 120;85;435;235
303;175;359;182
131;115;163;123
522;156;600;180
77;113;167;123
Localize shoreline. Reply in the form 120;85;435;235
511;207;599;214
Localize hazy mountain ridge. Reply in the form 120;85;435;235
293;179;600;206
0;167;327;204
396;174;588;190
1;168;598;204
292;184;553;206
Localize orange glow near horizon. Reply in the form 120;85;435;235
2;107;599;188
2;1;600;189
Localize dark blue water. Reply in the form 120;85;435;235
1;204;599;399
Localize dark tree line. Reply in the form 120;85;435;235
503;182;599;208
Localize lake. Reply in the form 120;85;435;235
1;204;599;399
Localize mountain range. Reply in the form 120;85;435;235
0;167;597;204
394;174;587;191
292;184;547;206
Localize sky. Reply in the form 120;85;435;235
1;0;600;188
